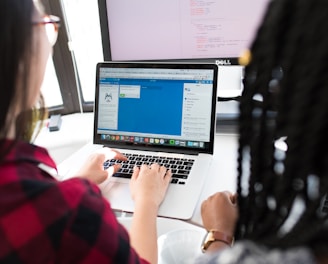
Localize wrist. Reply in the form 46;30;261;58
206;240;230;253
134;198;159;211
201;229;234;253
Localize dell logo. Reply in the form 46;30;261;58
215;59;232;65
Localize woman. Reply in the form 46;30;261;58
199;0;328;263
0;1;171;263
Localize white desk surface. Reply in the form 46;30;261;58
57;132;238;233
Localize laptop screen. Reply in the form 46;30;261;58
94;62;218;154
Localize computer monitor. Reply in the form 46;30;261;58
98;0;271;65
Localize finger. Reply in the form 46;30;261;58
207;192;218;201
231;193;238;204
223;190;233;197
112;150;128;161
131;166;140;180
140;164;149;172
222;191;238;205
164;169;172;183
106;164;121;175
222;191;234;201
95;147;127;162
158;165;168;177
150;163;160;171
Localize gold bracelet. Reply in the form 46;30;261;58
201;229;234;252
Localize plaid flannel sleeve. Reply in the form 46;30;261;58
52;178;149;264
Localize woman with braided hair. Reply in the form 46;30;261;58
197;0;328;263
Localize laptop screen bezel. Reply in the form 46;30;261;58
93;62;218;155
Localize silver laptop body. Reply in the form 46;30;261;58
94;62;218;220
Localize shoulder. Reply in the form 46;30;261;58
196;240;316;264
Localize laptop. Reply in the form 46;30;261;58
93;62;218;220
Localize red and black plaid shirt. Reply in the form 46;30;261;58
0;140;148;264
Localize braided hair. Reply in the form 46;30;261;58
235;0;328;256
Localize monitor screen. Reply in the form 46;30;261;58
98;0;271;65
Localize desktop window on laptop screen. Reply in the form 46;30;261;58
96;66;215;152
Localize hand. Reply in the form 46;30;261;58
130;163;172;208
201;191;238;237
76;147;127;184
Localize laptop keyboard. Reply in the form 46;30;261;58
103;153;195;185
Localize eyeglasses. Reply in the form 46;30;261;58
33;15;61;46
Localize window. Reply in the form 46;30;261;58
60;0;103;103
41;58;63;107
42;0;103;114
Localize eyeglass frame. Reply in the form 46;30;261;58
33;15;61;46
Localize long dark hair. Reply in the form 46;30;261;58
0;0;46;162
235;0;328;256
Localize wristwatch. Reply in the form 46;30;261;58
201;229;234;253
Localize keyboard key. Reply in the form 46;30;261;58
171;179;179;184
113;172;131;178
172;174;188;179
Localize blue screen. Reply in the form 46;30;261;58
117;79;184;136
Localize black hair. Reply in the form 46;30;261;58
235;0;328;256
0;0;46;161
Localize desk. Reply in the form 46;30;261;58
57;132;238;234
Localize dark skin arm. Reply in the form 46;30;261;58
201;191;238;252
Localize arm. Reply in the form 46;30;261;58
129;164;172;264
201;191;238;253
75;149;171;263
